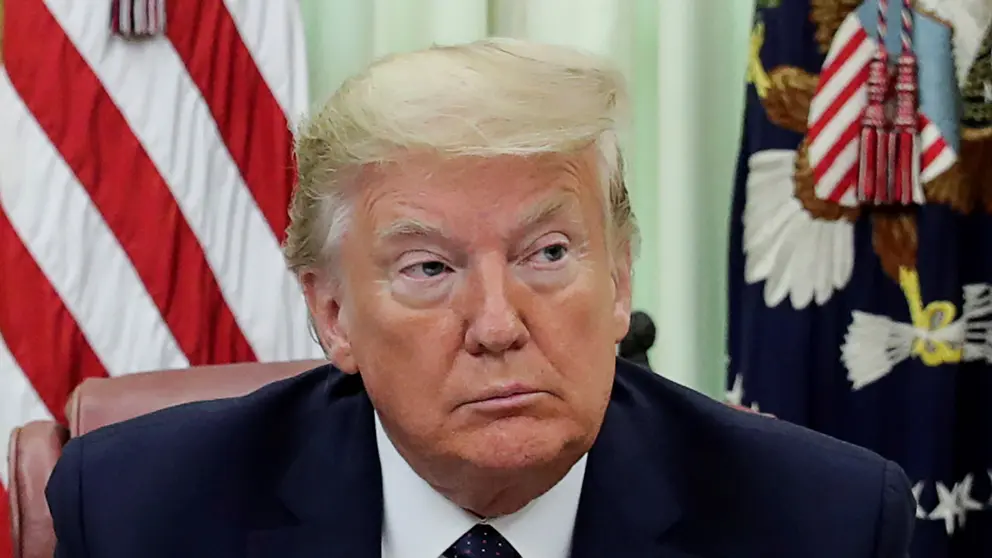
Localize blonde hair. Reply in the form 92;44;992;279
284;37;638;275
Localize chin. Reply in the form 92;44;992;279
454;416;589;472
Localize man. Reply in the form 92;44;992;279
47;38;914;557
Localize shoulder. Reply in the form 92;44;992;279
46;364;357;556
60;363;342;462
613;360;914;556
614;359;903;482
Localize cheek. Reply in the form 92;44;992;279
347;294;464;414
531;270;619;385
561;265;620;334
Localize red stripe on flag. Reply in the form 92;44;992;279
0;483;11;558
812;120;861;183
827;164;860;203
807;66;869;143
816;27;868;90
3;0;256;365
167;1;296;243
0;483;10;558
922;138;947;169
0;209;107;423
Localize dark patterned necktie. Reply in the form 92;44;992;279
443;524;521;558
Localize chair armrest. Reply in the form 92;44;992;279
7;421;69;558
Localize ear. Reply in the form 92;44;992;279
611;244;633;344
300;269;359;374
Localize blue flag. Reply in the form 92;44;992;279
727;0;992;555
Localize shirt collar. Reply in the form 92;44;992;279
375;411;587;558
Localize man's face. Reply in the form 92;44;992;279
310;148;632;475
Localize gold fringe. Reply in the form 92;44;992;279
809;0;863;54
762;66;819;134
794;138;861;222
872;211;918;284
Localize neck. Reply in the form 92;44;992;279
431;455;580;518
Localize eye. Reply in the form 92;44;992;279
400;260;452;279
540;244;567;262
529;242;569;265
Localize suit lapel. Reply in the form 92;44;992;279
569;361;700;558
247;373;383;558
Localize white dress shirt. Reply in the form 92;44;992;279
375;412;587;558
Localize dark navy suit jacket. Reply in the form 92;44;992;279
47;359;915;557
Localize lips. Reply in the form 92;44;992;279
467;384;544;404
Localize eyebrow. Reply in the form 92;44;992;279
375;192;580;246
514;194;576;234
375;218;445;245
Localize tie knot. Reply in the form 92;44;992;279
443;524;521;558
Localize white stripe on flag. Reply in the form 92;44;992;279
223;0;311;125
814;141;858;197
814;141;859;205
0;332;53;487
920;121;956;183
807;35;872;127
808;89;864;164
823;12;861;68
44;0;320;362
0;69;188;376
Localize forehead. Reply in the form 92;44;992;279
357;149;604;227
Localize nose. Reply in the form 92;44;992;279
463;258;530;356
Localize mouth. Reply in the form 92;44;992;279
462;385;549;412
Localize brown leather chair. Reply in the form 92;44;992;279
5;359;325;558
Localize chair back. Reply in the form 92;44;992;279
7;359;324;558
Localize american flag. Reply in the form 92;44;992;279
0;1;321;554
